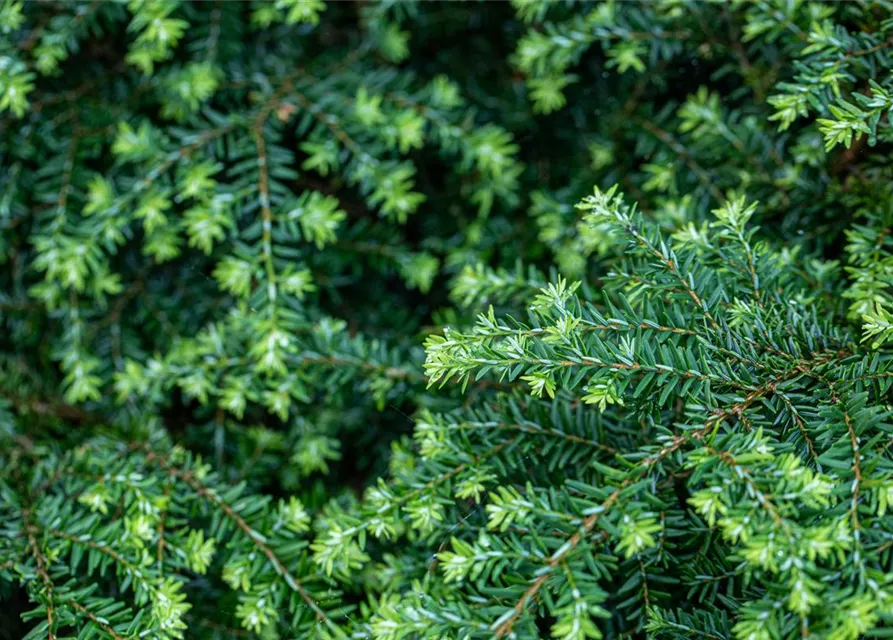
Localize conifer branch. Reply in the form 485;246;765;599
64;598;127;640
143;451;336;630
23;508;56;640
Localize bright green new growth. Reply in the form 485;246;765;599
5;1;893;639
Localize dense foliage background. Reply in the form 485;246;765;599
4;1;893;639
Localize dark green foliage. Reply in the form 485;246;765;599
4;1;893;639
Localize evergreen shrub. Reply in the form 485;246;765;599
3;2;893;639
